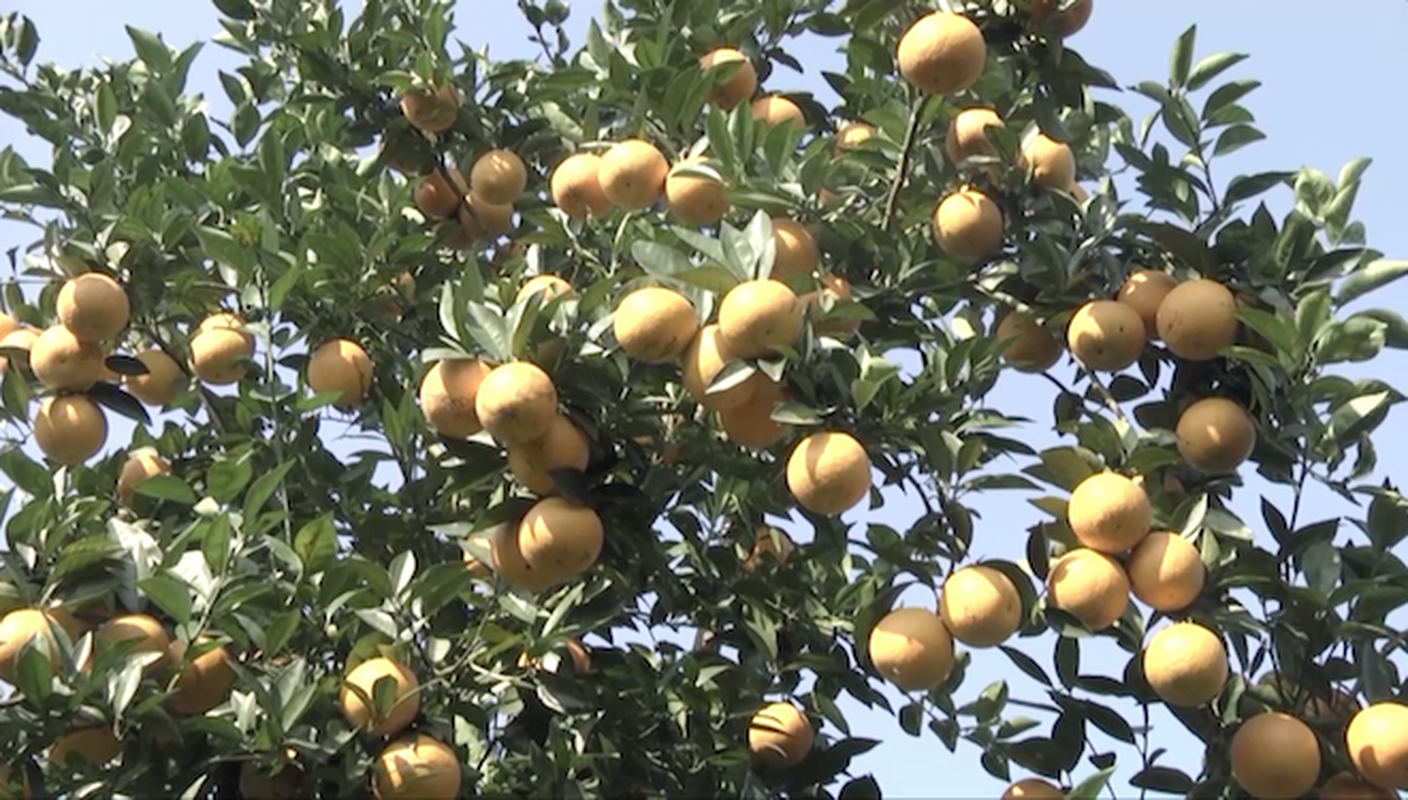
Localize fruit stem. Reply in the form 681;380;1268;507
881;93;930;233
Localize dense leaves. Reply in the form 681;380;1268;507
0;0;1403;798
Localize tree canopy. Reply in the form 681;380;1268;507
0;0;1406;798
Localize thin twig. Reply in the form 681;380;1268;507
882;94;930;233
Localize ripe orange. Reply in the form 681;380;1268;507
1346;702;1408;790
933;189;1003;261
786;431;870;516
613;286;700;363
1156;278;1239;361
1116;270;1177;339
1142;622;1228;706
516;497;604;587
418;359;492;438
717;279;805;358
469;148;527;205
867;607;954;691
1066;472;1151;554
1066;300;1144;372
771;218;820;280
939;565;1023;647
748;702;813;769
995;311;1062;373
750;96;806;129
1176;397;1257;473
505;414;590;496
550;153;612;219
1230;712;1321;799
897;12;987;94
371;734;462;800
399;85;459;134
599;139;669;210
57;272;129;343
1046;548;1129;630
474;361;559;445
665;158;728;225
34;395;108;465
945;107;1005;171
698;48;757;110
123;348;184;406
717;377;788;449
680;324;764;412
307;339;372;409
30;324;105;391
117;452;170;507
339;657;421;737
1126;532;1204;611
1020;132;1077;190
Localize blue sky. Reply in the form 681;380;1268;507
3;1;1408;797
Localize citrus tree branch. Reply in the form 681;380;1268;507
882;94;930;233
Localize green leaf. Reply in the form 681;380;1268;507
837;775;882;800
1213;124;1264;157
1130;766;1194;794
293;514;338;574
126;26;171;71
1066;767;1116;800
139;575;193;624
1186;52;1248;91
1168;25;1197;89
770;402;823;426
898;702;922;736
630;240;690;277
673;265;739;294
208;455;254;504
15;644;52;701
1326;391;1392;445
243;461;295;518
1316;317;1386;364
134;474;199;505
1337;260;1408;306
1203;79;1260;120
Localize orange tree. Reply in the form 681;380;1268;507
0;0;1405;797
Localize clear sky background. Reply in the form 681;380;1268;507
3;1;1407;797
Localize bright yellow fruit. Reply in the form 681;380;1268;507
307;339;372;409
786;431;870;516
750;96;806;129
550;153;612;219
1156;278;1239;361
939;565;1023;647
1002;778;1064;800
1066;299;1144;372
57;272;129;343
399;85;459;135
371;734;462;800
117;452;170;507
996;311;1062;373
166;637;236;715
698;48;756;111
474;361;559;445
1031;0;1094;36
469;148;527;205
1021;132;1077;190
413;167;467;219
190;313;254;385
418;359;492;439
748;702;813;769
516;497;604;586
515;275;575;305
1046;548;1129;630
1346;702;1408;790
599;139;669;210
1176;397;1256;473
680;324;764;412
96;613;171;671
506;414;590;496
1067;472;1151;554
933;189;1003;261
945;107;1004;170
717;377;788;449
1126;532;1204;611
1143;622;1228;706
0;607;82;683
717;279;804;358
1230;712;1321;799
1320;771;1398;799
34;395;108;465
868;607;954;691
123;348;184;406
1116;270;1177;339
339;657;421;737
613;286;700;363
770;218;819;280
665;158;729;225
897;12;987;94
30;324;105;391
